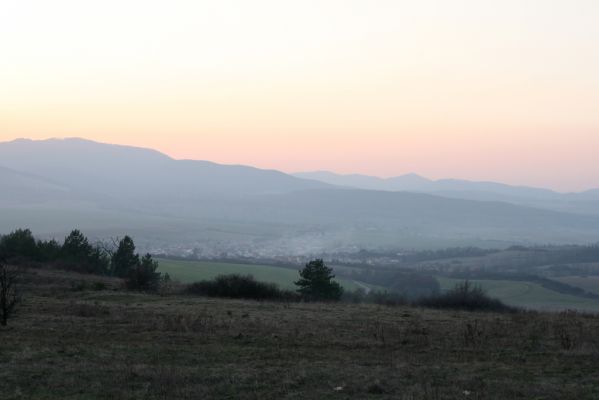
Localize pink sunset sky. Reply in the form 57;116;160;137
1;0;598;192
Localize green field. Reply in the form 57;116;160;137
437;276;599;312
157;258;366;291
553;276;599;295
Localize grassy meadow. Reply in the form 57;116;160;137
436;276;599;312
157;259;599;311
157;258;367;291
554;276;599;296
2;267;599;399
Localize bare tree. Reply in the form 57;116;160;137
0;261;21;326
96;237;121;259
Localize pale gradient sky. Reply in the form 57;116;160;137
1;0;598;191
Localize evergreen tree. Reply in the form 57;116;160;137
61;230;109;274
295;259;343;301
37;239;62;262
87;247;111;275
125;253;161;292
61;230;92;259
111;236;139;277
0;229;39;261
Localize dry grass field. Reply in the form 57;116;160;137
1;267;599;399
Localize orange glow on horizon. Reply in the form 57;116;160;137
1;1;599;191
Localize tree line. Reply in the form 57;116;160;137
1;228;511;328
0;228;165;291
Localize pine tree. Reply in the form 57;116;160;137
0;229;39;261
295;259;343;301
111;236;139;277
61;230;109;274
125;253;161;292
61;230;92;259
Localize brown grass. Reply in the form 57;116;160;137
1;267;599;399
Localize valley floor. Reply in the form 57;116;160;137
1;268;599;399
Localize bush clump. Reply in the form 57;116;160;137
417;281;517;312
186;274;297;301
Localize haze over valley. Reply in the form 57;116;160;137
1;137;599;259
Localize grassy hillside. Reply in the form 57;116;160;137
2;268;599;399
157;258;366;291
437;276;599;311
554;276;599;295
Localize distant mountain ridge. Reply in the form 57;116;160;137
294;171;599;215
1;137;599;253
0;138;334;200
293;170;565;196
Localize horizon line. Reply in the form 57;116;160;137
1;135;596;194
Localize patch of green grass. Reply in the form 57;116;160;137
436;276;599;312
553;276;599;295
157;258;364;291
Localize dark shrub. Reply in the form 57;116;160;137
342;288;408;306
187;274;297;301
0;261;21;326
92;282;108;291
342;288;367;303
417;281;517;312
369;290;408;306
70;281;109;292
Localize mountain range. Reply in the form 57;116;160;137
294;171;599;215
1;138;598;255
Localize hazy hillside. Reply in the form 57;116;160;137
0;165;85;205
2;138;599;254
295;171;599;215
294;171;435;192
0;138;333;199
294;170;561;197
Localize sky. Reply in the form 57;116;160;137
1;0;598;192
